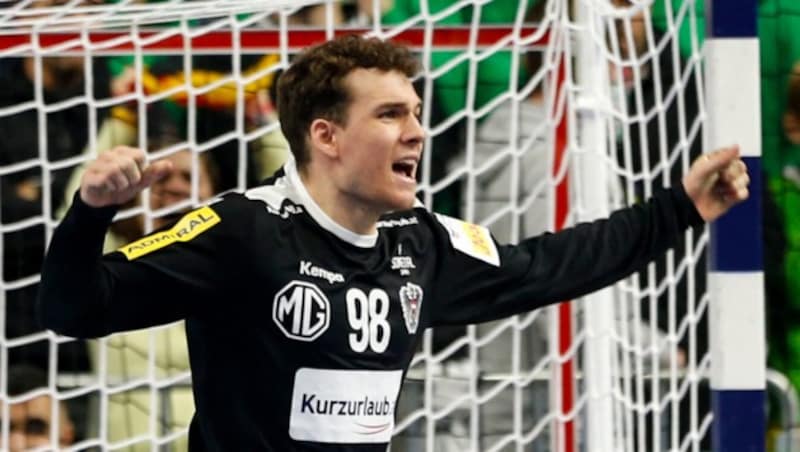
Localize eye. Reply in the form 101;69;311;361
25;418;48;435
379;109;402;119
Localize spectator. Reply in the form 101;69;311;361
785;71;800;296
610;0;708;448
287;4;344;27
67;127;223;451
770;61;800;394
610;0;705;359
347;0;395;25
470;4;553;449
104;140;221;451
106;143;222;249
0;0;110;372
3;365;75;451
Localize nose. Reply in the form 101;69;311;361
403;114;425;148
9;430;25;452
614;19;631;57
152;175;191;207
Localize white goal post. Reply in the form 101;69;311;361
0;0;764;451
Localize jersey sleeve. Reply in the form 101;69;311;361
38;192;252;338
428;185;705;326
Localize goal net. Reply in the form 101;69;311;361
0;0;710;451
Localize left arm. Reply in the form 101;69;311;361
429;145;749;325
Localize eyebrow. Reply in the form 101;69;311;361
375;101;423;114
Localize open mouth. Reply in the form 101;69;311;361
392;160;416;180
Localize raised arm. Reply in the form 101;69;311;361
430;145;750;325
38;146;235;338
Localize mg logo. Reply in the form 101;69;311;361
273;280;331;341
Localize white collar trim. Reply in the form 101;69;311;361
284;160;378;248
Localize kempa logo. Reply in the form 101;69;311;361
299;260;344;284
273;281;330;341
300;393;394;417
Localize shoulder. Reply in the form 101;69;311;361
242;168;307;220
380;207;501;267
204;192;259;218
429;212;500;267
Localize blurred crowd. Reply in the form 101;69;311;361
1;0;799;451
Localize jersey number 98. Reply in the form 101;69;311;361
345;288;391;353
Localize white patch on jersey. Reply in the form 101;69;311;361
299;260;345;285
273;281;330;342
245;177;290;210
245;175;306;219
289;368;403;444
434;213;500;267
398;282;423;334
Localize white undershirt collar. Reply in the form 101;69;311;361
284;159;378;248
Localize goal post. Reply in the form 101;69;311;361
573;1;615;449
0;0;766;451
704;0;766;449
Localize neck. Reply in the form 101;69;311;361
298;165;381;236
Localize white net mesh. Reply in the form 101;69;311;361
0;0;709;450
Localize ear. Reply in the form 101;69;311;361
308;118;339;159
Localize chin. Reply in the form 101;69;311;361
384;193;417;212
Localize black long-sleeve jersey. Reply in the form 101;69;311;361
39;160;704;451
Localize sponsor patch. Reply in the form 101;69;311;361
391;256;415;276
289;368;403;443
273;281;331;342
398;282;423;334
434;213;500;267
118;206;220;260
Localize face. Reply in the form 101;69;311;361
326;68;424;214
5;395;73;451
29;0;100;87
786;69;800;145
609;0;648;86
784;110;800;145
150;150;215;229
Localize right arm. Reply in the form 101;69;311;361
37;146;242;338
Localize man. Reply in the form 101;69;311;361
38;35;749;451
3;365;75;451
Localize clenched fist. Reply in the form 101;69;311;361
682;145;750;222
80;146;173;208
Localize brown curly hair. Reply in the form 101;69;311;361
276;34;419;168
